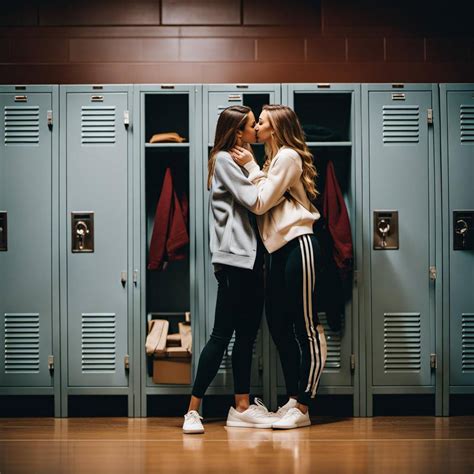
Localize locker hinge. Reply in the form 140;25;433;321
123;110;130;128
48;355;54;371
124;355;130;371
429;266;437;281
258;356;263;373
427;108;433;125
47;110;53;128
350;354;356;371
430;353;437;369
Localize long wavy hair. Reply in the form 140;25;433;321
261;105;318;200
207;105;252;190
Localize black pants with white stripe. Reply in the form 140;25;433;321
266;234;328;406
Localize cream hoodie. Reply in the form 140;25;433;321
244;146;320;253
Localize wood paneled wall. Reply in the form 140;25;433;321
0;0;473;83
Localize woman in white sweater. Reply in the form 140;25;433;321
231;105;328;430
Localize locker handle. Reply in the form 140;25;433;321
121;271;127;288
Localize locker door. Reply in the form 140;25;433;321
369;90;434;387
280;85;358;390
66;91;129;387
207;93;243;144
446;89;474;386
0;92;54;387
204;88;277;391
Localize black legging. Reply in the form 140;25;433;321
266;234;327;406
192;263;264;398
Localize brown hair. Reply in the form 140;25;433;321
261;105;318;200
207;105;251;190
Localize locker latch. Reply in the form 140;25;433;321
350;354;356;371
48;355;54;371
47;110;53;128
374;211;399;250
429;266;437;281
124;355;130;371
123;110;130;128
121;271;127;288
133;270;138;287
71;212;94;253
427;108;433;125
430;353;437;370
0;211;7;251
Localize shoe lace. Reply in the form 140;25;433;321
185;410;203;424
250;398;278;418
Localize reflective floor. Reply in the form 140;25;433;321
1;416;474;473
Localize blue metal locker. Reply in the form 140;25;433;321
59;85;134;416
201;85;280;403
440;84;474;415
362;84;442;416
0;85;60;415
280;83;362;415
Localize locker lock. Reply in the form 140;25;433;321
453;211;474;250
0;211;7;251
71;212;94;253
374;211;399;250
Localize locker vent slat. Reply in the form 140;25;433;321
383;105;419;144
81;106;116;144
319;312;343;371
219;331;259;371
460;105;474;143
4;313;40;373
4;106;40;145
81;313;116;372
384;313;421;371
462;313;474;372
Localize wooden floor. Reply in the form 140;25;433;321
1;416;474;474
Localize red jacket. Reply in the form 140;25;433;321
322;160;353;278
148;167;189;271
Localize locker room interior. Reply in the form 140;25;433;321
0;0;473;422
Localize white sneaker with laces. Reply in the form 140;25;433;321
274;398;298;418
226;398;281;428
272;407;311;430
183;410;204;434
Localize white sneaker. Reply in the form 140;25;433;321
183;410;204;434
274;398;298;418
272;407;311;430
226;398;281;429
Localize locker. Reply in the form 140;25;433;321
279;84;362;415
0;86;60;415
134;85;200;417
362;84;442;416
440;84;474;413
201;85;280;401
59;85;134;416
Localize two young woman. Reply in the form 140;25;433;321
183;104;327;434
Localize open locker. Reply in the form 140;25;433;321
135;85;200;417
278;84;362;415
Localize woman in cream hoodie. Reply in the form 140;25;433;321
231;105;328;430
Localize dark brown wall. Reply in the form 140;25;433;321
1;0;473;84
